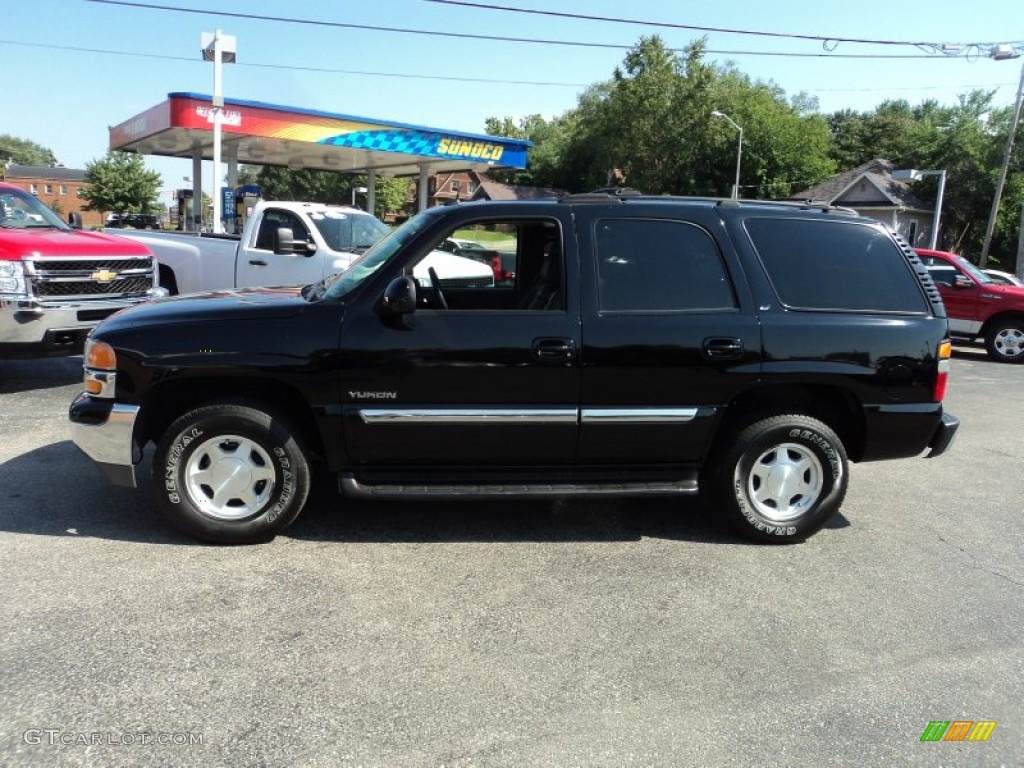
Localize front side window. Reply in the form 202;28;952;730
594;218;735;312
746;217;929;313
254;209;308;250
409;219;561;311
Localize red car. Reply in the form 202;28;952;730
916;248;1024;362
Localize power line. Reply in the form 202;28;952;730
1;38;1015;94
422;0;1024;53
84;0;1022;59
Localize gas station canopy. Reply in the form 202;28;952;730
110;92;531;178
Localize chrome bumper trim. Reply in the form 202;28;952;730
69;402;140;488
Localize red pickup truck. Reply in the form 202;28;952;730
1;182;163;358
916;248;1024;363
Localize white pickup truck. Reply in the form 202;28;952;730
113;200;493;295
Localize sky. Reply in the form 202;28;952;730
3;0;1023;207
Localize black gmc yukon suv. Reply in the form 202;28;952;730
69;194;959;544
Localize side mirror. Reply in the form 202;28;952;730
68;212;82;229
381;276;417;316
273;227;294;254
272;227;316;256
954;274;974;289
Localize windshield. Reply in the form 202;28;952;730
322;209;440;300
0;187;69;230
309;210;390;252
953;254;994;285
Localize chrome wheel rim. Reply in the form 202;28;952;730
744;442;824;522
185;435;276;520
993;328;1024;359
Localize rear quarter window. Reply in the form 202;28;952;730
745;218;929;313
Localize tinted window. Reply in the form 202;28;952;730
746;218;928;312
255;210;307;250
594;219;735;312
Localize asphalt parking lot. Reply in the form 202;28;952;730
1;346;1021;767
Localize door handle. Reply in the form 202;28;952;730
532;337;576;362
248;259;268;266
703;337;743;360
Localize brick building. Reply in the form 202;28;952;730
1;163;103;228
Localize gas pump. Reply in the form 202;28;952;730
174;189;194;231
234;185;261;233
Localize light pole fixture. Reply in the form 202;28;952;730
711;110;743;199
892;168;947;250
980;45;1024;267
201;30;237;234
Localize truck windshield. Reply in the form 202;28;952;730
308;211;390;253
951;254;995;285
0;187;69;230
322;210;439;300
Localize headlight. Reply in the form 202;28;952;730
83;338;117;397
0;260;28;297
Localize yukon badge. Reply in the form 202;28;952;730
349;391;397;400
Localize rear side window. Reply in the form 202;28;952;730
745;218;929;312
594;219;736;312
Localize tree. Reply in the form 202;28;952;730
0;135;57;167
495;36;835;198
256;166;407;218
80;152;162;215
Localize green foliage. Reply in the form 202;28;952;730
827;91;1021;259
255;167;408;218
80;152;162;214
0;135;57;167
483;36;836;198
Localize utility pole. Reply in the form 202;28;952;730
980;55;1024;267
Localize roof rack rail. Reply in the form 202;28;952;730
559;187;644;204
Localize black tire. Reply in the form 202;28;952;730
984;318;1024;363
159;265;179;296
153;403;311;544
714;414;848;543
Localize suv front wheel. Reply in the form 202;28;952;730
715;414;849;543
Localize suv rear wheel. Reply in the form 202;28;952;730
715;414;849;543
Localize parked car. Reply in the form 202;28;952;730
70;194;958;545
439;237;516;285
0;183;162;358
983;268;1024;287
106;213;162;230
917;248;1024;362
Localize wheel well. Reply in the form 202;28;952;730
158;264;179;295
139;377;326;459
980;311;1024;339
714;384;865;461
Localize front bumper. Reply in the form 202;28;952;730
0;291;166;358
68;393;140;487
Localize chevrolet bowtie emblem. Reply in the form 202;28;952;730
91;269;119;283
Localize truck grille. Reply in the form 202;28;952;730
26;256;154;301
441;276;495;289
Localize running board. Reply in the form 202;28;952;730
339;474;699;500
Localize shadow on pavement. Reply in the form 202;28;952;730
0;442;849;547
0;356;84;394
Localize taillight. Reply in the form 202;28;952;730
934;339;952;402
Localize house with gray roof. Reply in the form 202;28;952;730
791;159;937;247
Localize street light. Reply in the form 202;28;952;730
351;186;368;208
711;110;743;199
892;168;947;250
980;45;1024;267
201;30;237;234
